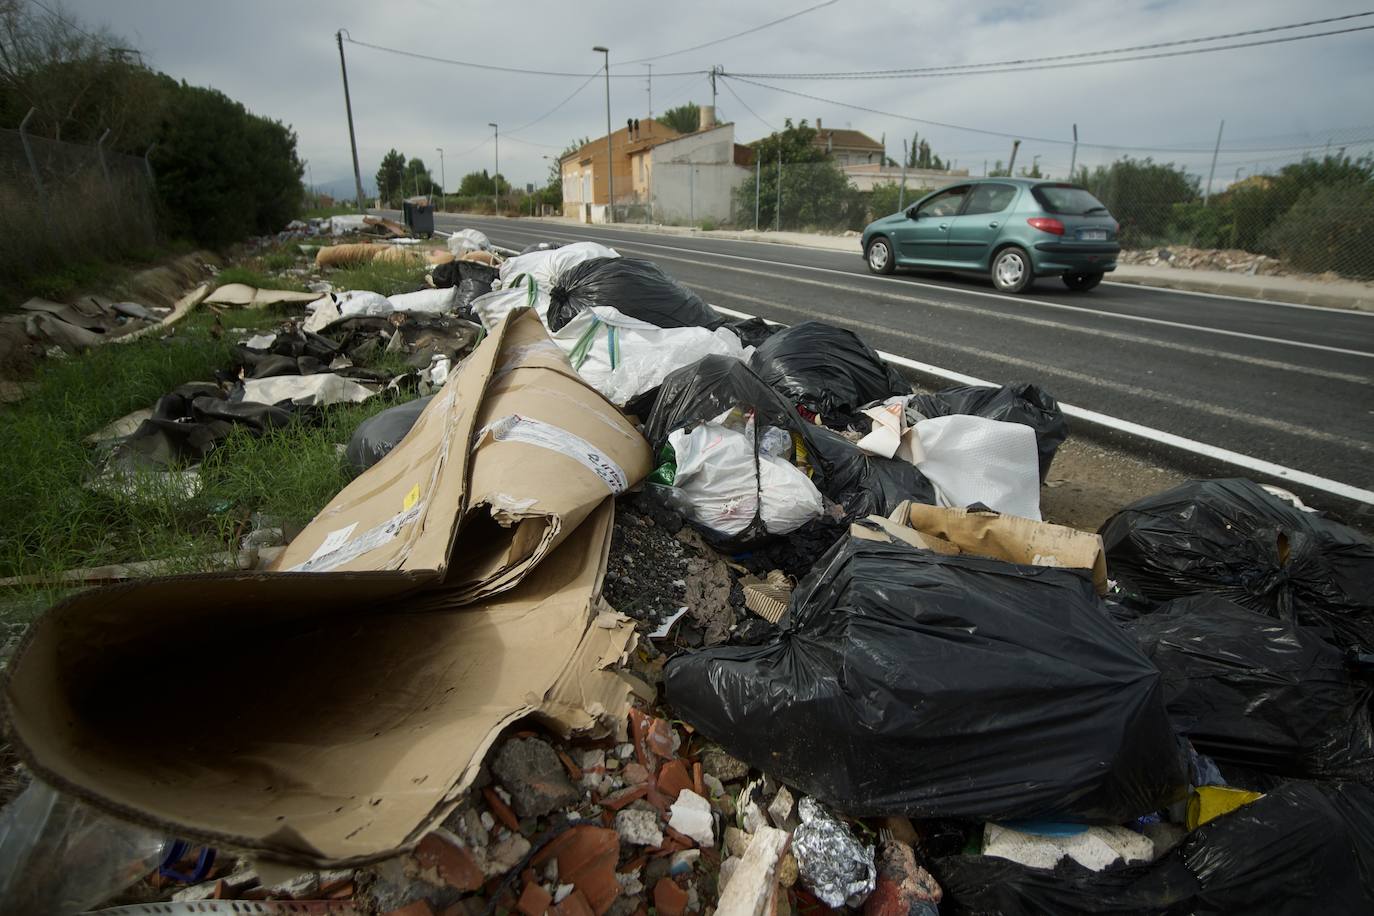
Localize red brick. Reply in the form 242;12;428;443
557;749;584;782
599;784;648;811
386;901;437;916
692;762;704;798
654;878;689;916
552;888;596;916
531;826;622;916
414;832;485;892
518;882;554;916
483;786;522;832
656;760;693;800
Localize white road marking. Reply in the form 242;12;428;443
462;218;1373;358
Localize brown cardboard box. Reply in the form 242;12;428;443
1;309;650;867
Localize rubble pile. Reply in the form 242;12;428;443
1;220;1373;915
1118;244;1374;286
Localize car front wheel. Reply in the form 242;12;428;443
866;236;895;275
1062;271;1104;292
991;246;1034;293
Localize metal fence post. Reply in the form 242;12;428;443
143;143;156;183
1203;119;1225;206
18;108;53;230
775;148;782;232
754;157;760;231
898;139;908;210
96;127;112;188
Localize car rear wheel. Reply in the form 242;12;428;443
1062;271;1104;292
866;236;895;275
991;246;1033;293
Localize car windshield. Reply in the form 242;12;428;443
1033;185;1110;216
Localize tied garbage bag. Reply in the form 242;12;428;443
1100;478;1374;651
1130;594;1374;779
344;395;435;475
933;781;1374;916
547;257;723;331
749;321;909;427
805;424;936;520
908;383;1068;480
446;227;491;255
645;355;812;452
498;241;619;287
666;523;1187;823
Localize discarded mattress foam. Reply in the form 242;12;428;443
551;306;752;406
1099;477;1374;651
912;414;1042;520
497;240;619;287
1;308;651;867
665;520;1186;823
204;284;322;310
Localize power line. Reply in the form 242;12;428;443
342;35;703;78
729;17;1374;80
27;0;101;42
506;68;603;137
724;75;1374;154
720;77;776;131
621;0;839;65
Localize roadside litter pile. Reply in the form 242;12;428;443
2;224;1373;916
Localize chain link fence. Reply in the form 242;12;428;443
721;131;1374;281
0;125;158;285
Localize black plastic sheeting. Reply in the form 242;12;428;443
908;382;1068;480
934;780;1374;916
725;317;780;349
1130;594;1374;779
1100;478;1374;651
665;523;1187;823
112;384;293;470
344;395;435;476
644;356;809;452
548;257;723;331
748;321;909;427
804;423;936;519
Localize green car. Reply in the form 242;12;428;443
861;178;1120;293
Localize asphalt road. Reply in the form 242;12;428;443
387;211;1374;495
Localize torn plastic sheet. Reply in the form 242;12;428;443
792;797;876;908
239;373;375;407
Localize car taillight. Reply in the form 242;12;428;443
1027;217;1065;235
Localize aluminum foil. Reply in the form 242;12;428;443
792;796;876;908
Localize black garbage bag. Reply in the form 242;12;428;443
455;260;499;313
1130;594;1374;779
725;316;779;349
933;780;1374;916
344;395;434;475
748;321;909;427
804;423;936;520
908;382;1068;480
547;257;723;331
519;241;561;255
665;523;1187;822
1100;478;1374;651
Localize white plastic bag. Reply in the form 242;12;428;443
668;422;822;538
913;414;1041;520
447;228;491;255
388;286;458;315
497;241;620;287
472;276;552;330
552;306;752;406
336;289;393;319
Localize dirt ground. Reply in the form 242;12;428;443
1040;436;1188;532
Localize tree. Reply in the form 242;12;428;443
375;149;405;207
401;156;436;198
457;169;511;198
1078;157;1198;246
904;132;946;171
734;119;864;230
1262;179;1374;278
988;160;1010;177
660;101;699;135
1018;161;1044;179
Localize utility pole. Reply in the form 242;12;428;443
1006;139;1021;176
593;46;613;223
335;30;366;213
710;66;718;113
488;123;500;215
899;138;908;210
435;147;445;211
1068;123;1078;182
1203;119;1224;206
645;64;652;117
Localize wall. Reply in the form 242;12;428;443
558;119;679;219
648;126;750;225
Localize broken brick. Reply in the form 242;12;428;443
600;784;649;811
557;748;585;782
553;887;596;916
656;760;693;800
484;785;522;832
654;877;689;916
518;881;554;916
531;825;622;916
414;830;485;892
693;762;704;799
387;900;438;916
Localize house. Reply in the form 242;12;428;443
560;118;680;222
561;107;754;225
644;107;755;225
811;119;884;167
842;162;970;192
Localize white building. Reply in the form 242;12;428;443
646;110;754;225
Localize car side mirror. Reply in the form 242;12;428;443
906;208;920;220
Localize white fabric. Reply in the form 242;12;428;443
913;415;1042;520
388;286;458;314
240;373;375;407
983;823;1153;872
552;306;752;406
472;279;551;330
668;423;822;538
325;214;367;235
447;228;491;255
335;289;393;319
497;241;620;287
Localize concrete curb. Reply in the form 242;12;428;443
1107;272;1374;312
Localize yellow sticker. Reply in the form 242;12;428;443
403;484;421;511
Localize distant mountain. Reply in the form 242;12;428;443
311;175;377;199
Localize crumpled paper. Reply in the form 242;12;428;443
792;797;876;907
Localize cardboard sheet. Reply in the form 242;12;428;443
879;501;1109;594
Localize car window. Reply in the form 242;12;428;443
915;187;968;218
962;183;1017;216
1032;184;1110;216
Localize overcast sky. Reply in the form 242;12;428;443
66;0;1374;195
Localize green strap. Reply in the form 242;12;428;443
607;325;620;369
568;317;602;369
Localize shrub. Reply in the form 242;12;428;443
1262;181;1374;279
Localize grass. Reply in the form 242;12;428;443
0;240;196;314
0;305;416;625
214;265;307;292
330;258;428;296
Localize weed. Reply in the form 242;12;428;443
699;218;718;232
261;250;298;272
213;266;307;292
331;259;426;297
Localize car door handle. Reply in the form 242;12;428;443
988;221;999;228
938;223;949;230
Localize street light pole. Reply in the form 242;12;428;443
435;147;445;211
593;46;613;223
488;123;500;215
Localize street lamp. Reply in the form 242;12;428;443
488;122;499;216
593;45;612;223
435;147;445;211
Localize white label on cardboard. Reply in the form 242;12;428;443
479;415;628;493
308;523;358;563
287;503;424;573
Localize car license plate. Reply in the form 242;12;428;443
1078;229;1107;241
